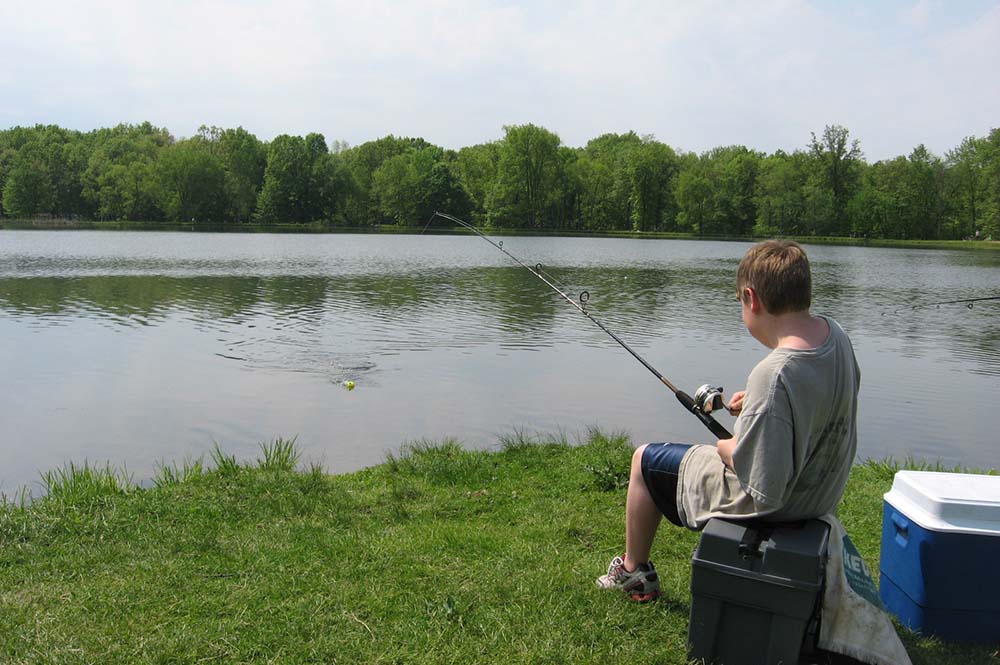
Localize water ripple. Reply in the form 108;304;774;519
1;231;998;495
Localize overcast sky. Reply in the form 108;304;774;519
2;0;998;161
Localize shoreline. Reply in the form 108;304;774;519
1;217;998;251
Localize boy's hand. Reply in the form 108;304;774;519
726;391;746;416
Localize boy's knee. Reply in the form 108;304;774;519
632;444;648;469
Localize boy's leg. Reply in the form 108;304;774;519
597;442;693;600
624;443;662;571
625;442;693;568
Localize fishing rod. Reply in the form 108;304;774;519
889;296;1000;315
431;211;733;440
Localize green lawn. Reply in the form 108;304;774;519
1;434;996;664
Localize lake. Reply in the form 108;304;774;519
1;230;997;496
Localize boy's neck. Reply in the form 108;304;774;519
763;310;829;351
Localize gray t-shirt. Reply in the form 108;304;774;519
676;316;860;529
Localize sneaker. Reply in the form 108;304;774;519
596;555;661;602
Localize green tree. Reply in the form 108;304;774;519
373;147;471;226
455;142;500;224
904;145;946;239
847;172;890;239
423;158;472;224
5;119;1000;242
853;147;946;240
945;136;986;238
550;146;582;230
574;132;640;230
809;125;864;235
486;124;565;228
311;152;353;224
255;135;310;224
342;135;432;225
711;146;760;235
595;133;641;229
977;128;1000;238
217;127;267;223
252;132;343;224
157;138;226;222
0;125;91;218
372;150;424;225
675;162;713;235
82;122;171;221
628;138;679;231
2;144;54;217
36;125;88;217
58;135;93;217
754;151;810;236
676;146;759;235
303;132;331;221
572;154;614;230
859;157;910;239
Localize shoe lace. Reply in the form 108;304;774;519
608;556;627;580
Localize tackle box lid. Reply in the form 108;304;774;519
692;518;829;589
884;471;1000;536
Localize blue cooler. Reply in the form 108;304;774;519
880;470;1000;643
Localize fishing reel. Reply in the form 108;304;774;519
694;384;725;414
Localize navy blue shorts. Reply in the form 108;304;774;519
641;442;695;527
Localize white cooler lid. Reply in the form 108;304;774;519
884;470;1000;535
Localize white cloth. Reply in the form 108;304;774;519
818;515;912;665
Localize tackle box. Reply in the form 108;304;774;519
880;470;1000;643
688;518;830;665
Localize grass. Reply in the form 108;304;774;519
1;433;997;664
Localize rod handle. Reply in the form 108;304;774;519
675;391;734;440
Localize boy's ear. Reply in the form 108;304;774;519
745;287;763;313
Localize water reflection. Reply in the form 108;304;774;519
0;231;998;494
2;265;996;378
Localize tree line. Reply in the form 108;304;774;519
1;122;998;240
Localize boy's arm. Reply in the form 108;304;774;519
716;390;745;468
716;436;737;469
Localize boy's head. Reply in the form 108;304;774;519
736;240;811;315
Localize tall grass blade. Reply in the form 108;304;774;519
153;457;205;488
257;437;300;472
39;461;133;504
210;442;240;476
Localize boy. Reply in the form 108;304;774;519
598;240;860;601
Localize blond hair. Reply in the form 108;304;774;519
736;240;812;315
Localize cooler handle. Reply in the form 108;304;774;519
891;513;909;548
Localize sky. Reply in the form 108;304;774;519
1;0;998;161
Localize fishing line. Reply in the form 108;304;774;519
426;212;583;300
432;211;733;440
887;295;1000;315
